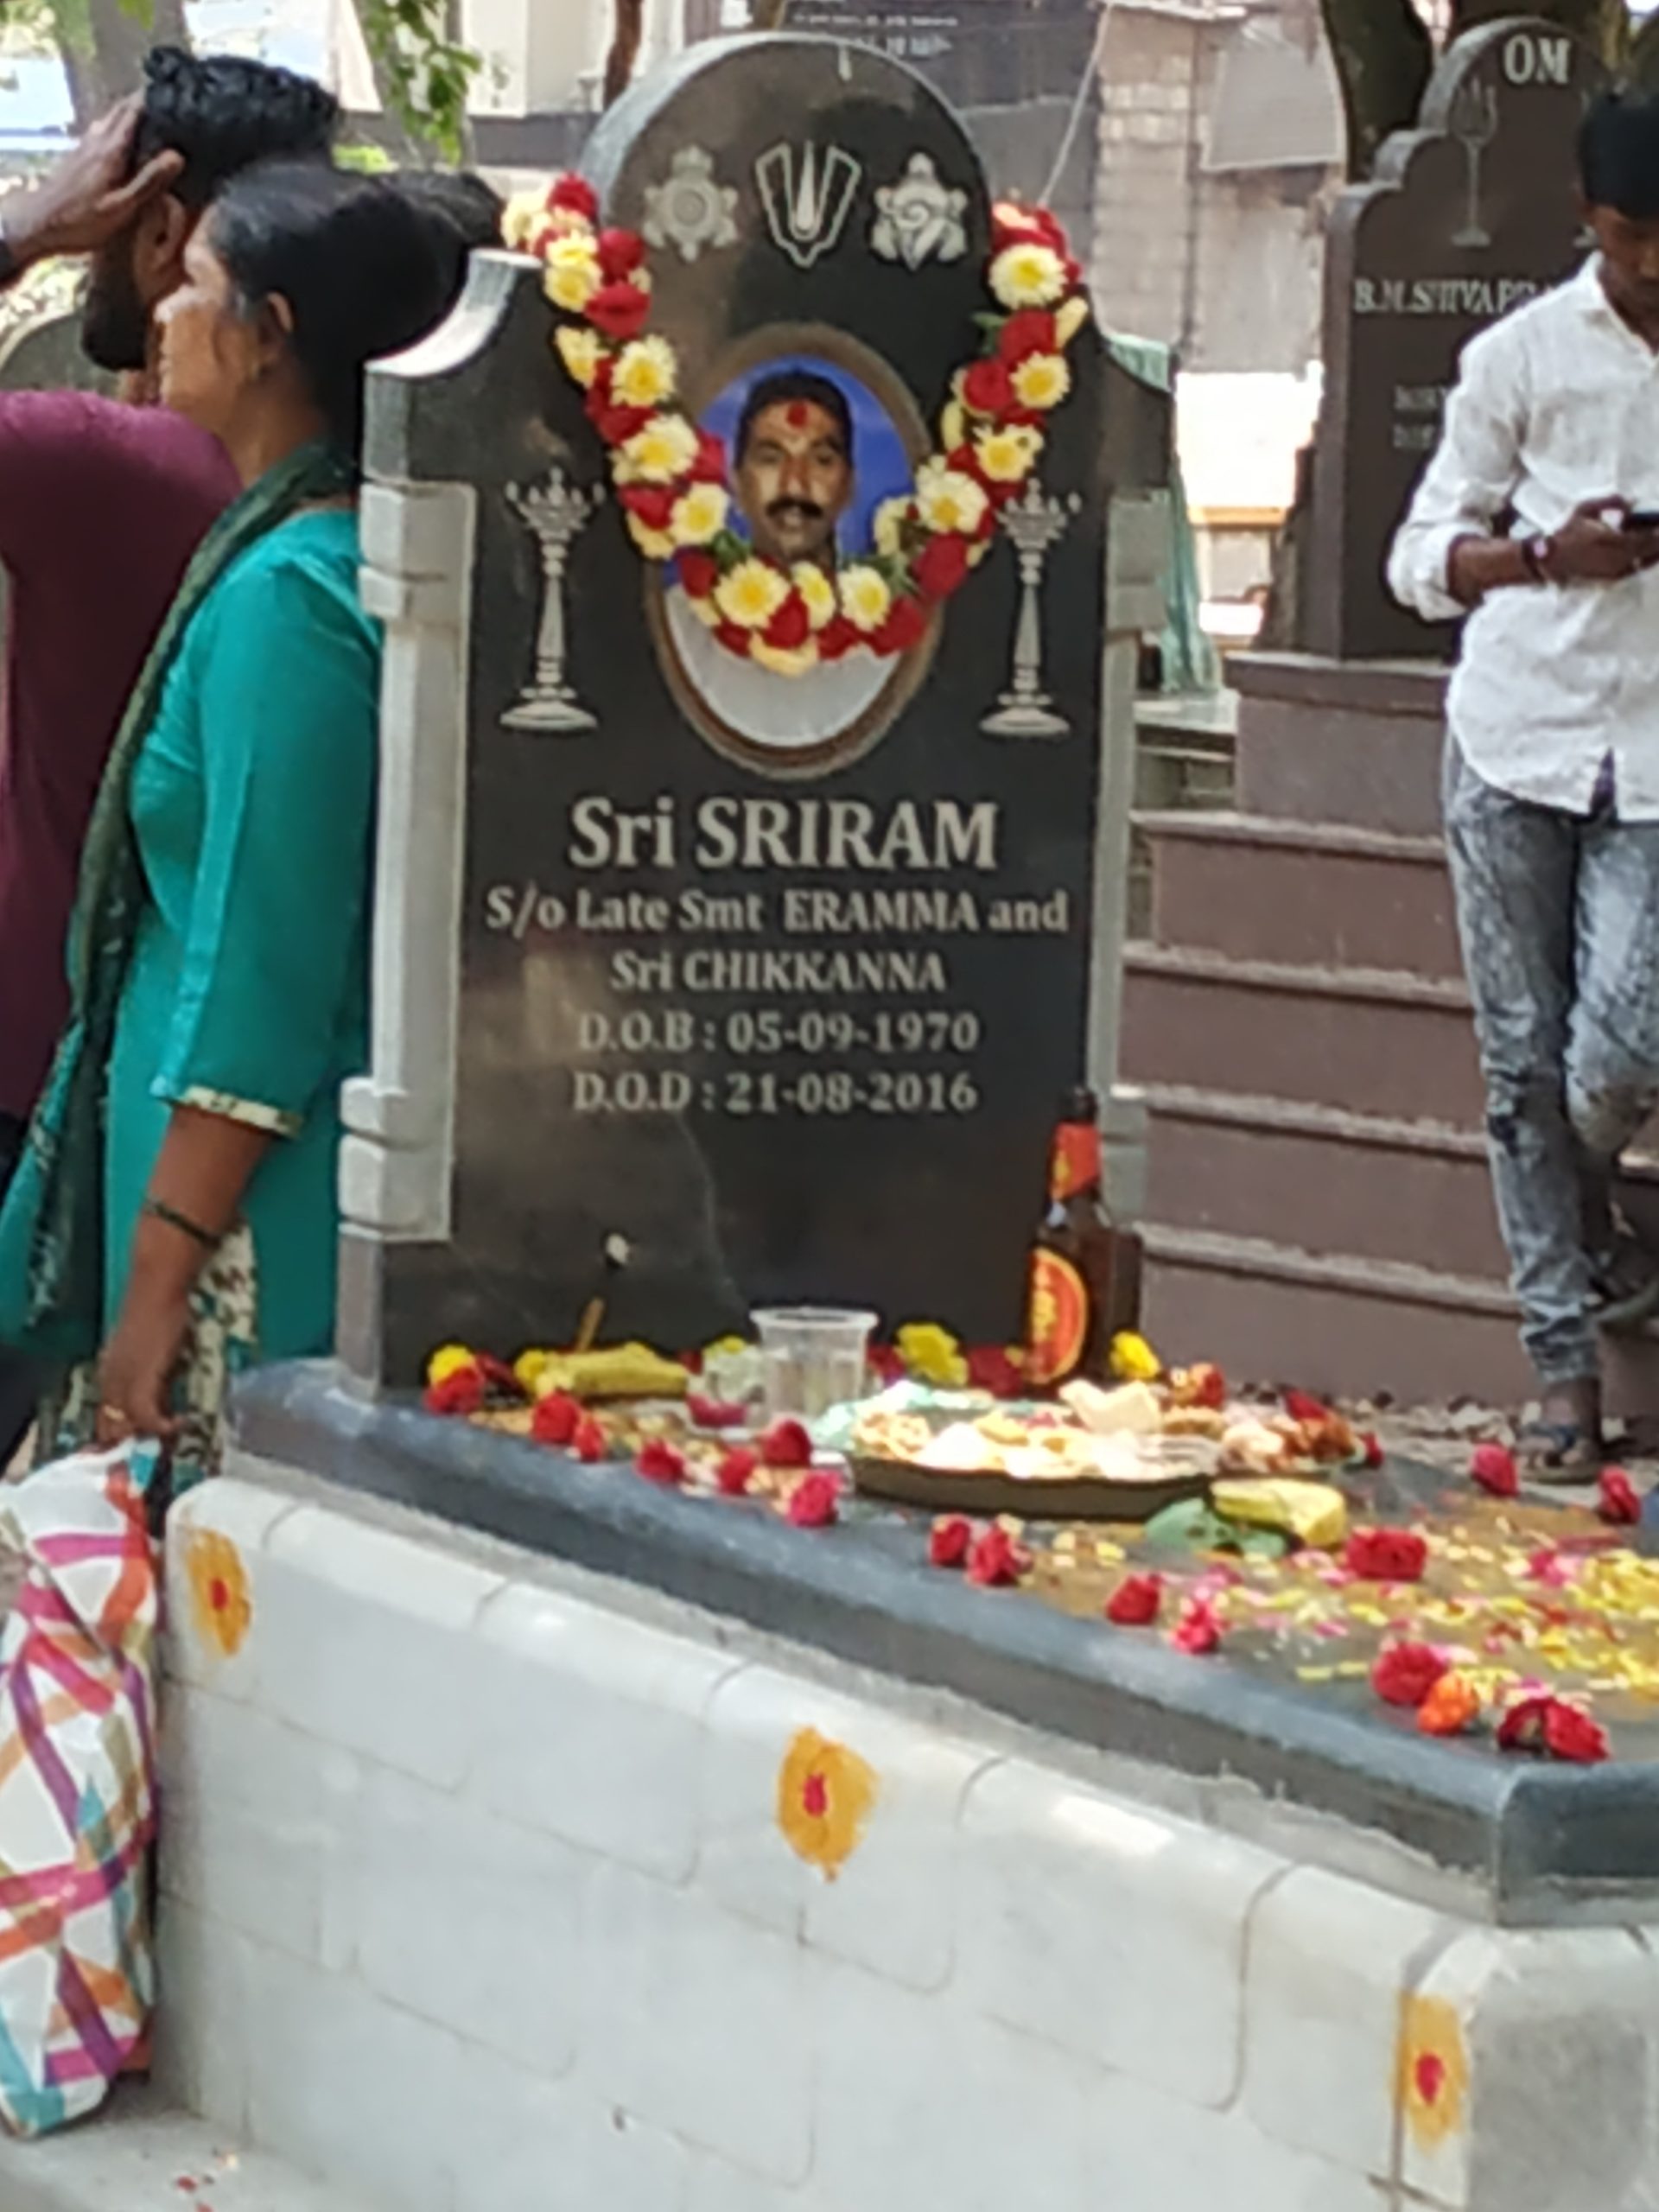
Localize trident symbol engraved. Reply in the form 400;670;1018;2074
755;142;862;270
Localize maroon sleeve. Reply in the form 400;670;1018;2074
0;390;127;570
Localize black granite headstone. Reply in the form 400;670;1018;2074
1309;18;1607;663
350;33;1169;1382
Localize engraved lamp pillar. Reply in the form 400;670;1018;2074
981;484;1081;739
502;468;601;733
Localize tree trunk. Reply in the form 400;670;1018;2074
1318;0;1433;179
603;0;645;106
54;0;189;130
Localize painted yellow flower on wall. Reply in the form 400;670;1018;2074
182;1528;252;1660
1396;1993;1470;2150
776;1727;879;1880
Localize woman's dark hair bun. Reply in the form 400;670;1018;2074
208;160;454;455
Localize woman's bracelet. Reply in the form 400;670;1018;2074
141;1196;223;1253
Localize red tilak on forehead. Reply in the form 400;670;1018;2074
786;401;810;429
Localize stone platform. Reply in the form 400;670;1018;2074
106;1372;1659;2212
1122;650;1659;1414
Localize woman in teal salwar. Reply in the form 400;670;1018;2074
0;162;455;1484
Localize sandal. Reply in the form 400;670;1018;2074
1516;1418;1603;1484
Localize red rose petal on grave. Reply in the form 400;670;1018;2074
1599;1468;1642;1527
929;1515;975;1568
423;1367;485;1416
531;1391;582;1447
1168;1594;1221;1654
966;1525;1030;1587
573;1415;607;1464
1343;1529;1428;1583
1542;1700;1610;1764
687;1392;746;1430
635;1439;686;1485
1282;1388;1330;1424
1370;1640;1446;1709
786;1471;841;1528
715;1446;759;1497
760;1418;813;1469
1470;1442;1519;1498
1105;1573;1162;1627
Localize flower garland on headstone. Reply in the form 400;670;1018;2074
501;175;1092;677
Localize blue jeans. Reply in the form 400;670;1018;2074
1444;744;1659;1385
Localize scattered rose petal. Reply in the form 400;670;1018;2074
786;1471;841;1528
573;1414;607;1464
1105;1572;1162;1627
1362;1432;1384;1468
1499;1693;1609;1764
929;1515;975;1568
966;1525;1031;1587
1169;1594;1221;1654
1371;1639;1447;1709
636;1439;685;1485
760;1418;813;1469
1418;1671;1482;1738
687;1392;747;1430
531;1390;581;1447
1344;1528;1428;1583
1470;1443;1519;1498
1599;1468;1642;1528
715;1446;758;1497
423;1366;485;1416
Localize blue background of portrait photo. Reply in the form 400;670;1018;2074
700;354;914;557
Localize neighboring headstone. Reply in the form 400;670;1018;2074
0;308;111;397
1308;19;1606;662
340;33;1172;1385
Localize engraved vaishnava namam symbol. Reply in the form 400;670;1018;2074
642;145;738;264
755;142;862;270
503;468;601;733
1450;80;1499;251
982;483;1081;739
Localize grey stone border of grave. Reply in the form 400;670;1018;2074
230;1360;1659;1927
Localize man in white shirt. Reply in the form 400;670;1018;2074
1390;89;1659;1474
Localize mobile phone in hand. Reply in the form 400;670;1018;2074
1625;509;1659;531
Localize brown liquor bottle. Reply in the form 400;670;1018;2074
1023;1087;1144;1388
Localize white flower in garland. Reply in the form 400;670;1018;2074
616;414;701;485
873;496;912;557
989;240;1067;310
840;564;893;633
613;335;678;408
715;558;791;631
543;232;601;313
671;481;729;546
555;326;602;389
914;461;989;537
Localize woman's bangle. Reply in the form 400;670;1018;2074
1521;533;1555;583
141;1196;222;1253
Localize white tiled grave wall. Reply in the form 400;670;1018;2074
157;1462;1659;2212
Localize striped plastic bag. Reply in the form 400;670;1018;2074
0;1443;161;2137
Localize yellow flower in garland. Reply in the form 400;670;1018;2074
897;1320;969;1389
715;556;791;631
1055;294;1090;347
777;1726;880;1879
1395;1994;1470;2151
989;239;1068;310
183;1528;253;1661
839;563;893;634
793;563;838;632
542;232;601;313
1011;352;1073;411
938;395;968;453
752;638;820;677
872;495;912;559
612;334;677;408
914;461;989;537
554;324;603;389
1109;1331;1162;1382
671;481;729;546
627;515;677;560
975;423;1044;486
513;1348;550;1393
616;413;700;486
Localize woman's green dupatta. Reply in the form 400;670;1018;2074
0;437;354;1363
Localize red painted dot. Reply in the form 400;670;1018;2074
208;1579;230;1613
801;1772;829;1818
1414;2051;1446;2106
786;401;810;429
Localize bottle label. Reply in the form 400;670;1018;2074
1026;1247;1090;1386
1050;1122;1103;1204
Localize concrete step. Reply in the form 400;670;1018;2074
1141;1224;1533;1404
1121;942;1482;1124
1137;811;1460;979
1231;652;1447;838
0;2085;365;2212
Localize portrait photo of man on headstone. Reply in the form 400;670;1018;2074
658;350;926;766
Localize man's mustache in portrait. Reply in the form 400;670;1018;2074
766;497;826;525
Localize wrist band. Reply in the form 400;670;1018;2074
1521;534;1552;583
142;1196;221;1252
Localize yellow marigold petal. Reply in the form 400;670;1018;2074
426;1343;476;1387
